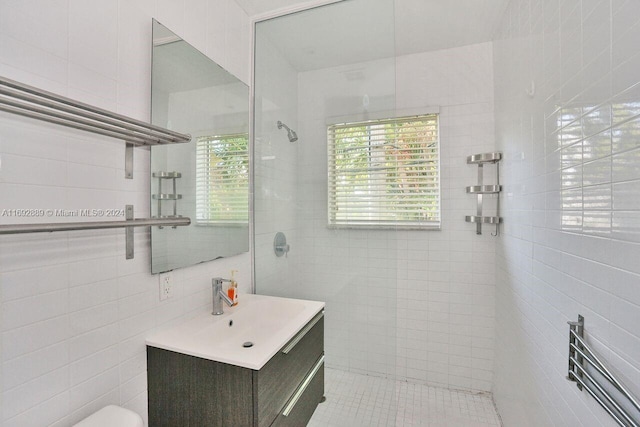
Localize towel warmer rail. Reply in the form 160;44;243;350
567;315;640;427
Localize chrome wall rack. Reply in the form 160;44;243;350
0;76;191;178
465;152;502;235
567;315;640;427
153;171;182;228
0;75;193;259
0;205;191;259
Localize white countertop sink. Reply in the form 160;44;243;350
146;293;325;370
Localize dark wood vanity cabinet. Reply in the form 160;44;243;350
147;314;324;427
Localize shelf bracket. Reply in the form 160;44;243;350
125;143;134;179
125;205;134;259
476;163;484;235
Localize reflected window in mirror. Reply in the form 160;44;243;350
150;19;250;274
196;133;249;225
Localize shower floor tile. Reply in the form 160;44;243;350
308;368;502;427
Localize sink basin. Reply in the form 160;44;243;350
146;293;324;370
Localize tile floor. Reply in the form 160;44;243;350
308;368;502;427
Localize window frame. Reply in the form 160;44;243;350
327;113;441;230
195;132;249;226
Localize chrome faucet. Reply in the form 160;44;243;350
212;277;234;315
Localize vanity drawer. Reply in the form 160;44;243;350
270;356;324;427
254;313;324;427
147;347;255;427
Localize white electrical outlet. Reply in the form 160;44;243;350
159;272;173;300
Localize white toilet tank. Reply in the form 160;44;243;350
73;405;144;427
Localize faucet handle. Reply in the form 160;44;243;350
212;277;231;291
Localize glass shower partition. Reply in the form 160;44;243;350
253;0;400;418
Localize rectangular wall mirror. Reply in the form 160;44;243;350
150;19;250;274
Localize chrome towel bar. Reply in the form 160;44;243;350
567;315;640;427
0;217;191;234
0;205;191;260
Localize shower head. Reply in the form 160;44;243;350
277;120;298;142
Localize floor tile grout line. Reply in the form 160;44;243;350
309;367;501;427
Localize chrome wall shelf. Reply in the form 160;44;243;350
0;76;191;178
465;215;502;224
0;76;193;259
465;152;502;235
0;205;191;259
152;194;183;200
152;171;182;228
567;315;640;427
467;152;502;164
153;171;182;179
466;185;502;194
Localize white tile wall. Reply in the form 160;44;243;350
397;44;497;393
0;1;251;425
257;42;497;392
494;0;640;425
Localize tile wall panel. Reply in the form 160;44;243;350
0;1;251;425
494;0;640;425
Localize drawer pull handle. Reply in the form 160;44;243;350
282;355;324;417
281;311;323;355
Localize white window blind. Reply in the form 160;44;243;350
196;133;249;225
328;114;440;229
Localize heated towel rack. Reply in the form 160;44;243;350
0;76;193;259
567;315;640;426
